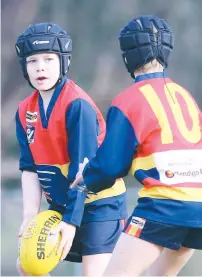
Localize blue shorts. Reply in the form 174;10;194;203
123;216;202;251
64;220;125;263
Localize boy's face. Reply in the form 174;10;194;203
26;53;60;91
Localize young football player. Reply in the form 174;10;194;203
71;15;202;276
15;22;127;276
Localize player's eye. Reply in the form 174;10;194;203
45;58;54;62
27;59;36;63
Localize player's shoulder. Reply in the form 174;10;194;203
64;79;97;107
166;79;192;94
18;90;38;110
112;82;145;109
64;79;87;98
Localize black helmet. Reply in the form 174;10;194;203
15;22;72;84
119;15;174;78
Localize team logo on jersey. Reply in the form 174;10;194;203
26;111;38;123
26;124;35;144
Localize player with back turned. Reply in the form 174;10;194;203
71;15;202;276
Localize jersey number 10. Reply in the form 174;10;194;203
140;83;201;144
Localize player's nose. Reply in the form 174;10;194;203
36;60;45;72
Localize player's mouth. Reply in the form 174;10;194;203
36;76;49;85
36;76;48;81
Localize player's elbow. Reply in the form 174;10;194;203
100;163;125;180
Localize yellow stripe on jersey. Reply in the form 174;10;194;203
54;164;126;202
138;186;202;202
85;178;126;203
54;163;70;177
130;155;155;175
36;163;70;177
37;163;126;203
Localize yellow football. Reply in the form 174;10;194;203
19;210;62;275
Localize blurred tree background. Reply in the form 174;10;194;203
1;0;202;275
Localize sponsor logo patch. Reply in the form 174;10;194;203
32;40;49;45
165;170;175;178
131;217;146;229
125;217;146;238
155;150;202;184
26;111;38;123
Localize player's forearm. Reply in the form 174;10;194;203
21;171;42;219
63;189;86;227
83;163;117;193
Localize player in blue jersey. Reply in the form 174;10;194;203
15;22;127;276
71;15;202;276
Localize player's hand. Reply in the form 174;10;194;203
16;257;28;276
18;215;35;238
17;215;36;275
70;157;89;190
50;221;76;260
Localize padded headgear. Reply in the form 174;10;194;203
15;22;72;83
119;15;174;77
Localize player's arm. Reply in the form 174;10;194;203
15;110;42;229
20;171;41;228
62;98;100;226
82;105;139;193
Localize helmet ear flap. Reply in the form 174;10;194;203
20;58;29;80
61;54;71;75
68;56;71;67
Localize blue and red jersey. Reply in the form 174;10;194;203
16;77;127;226
83;72;202;227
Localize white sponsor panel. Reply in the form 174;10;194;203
154;150;202;184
